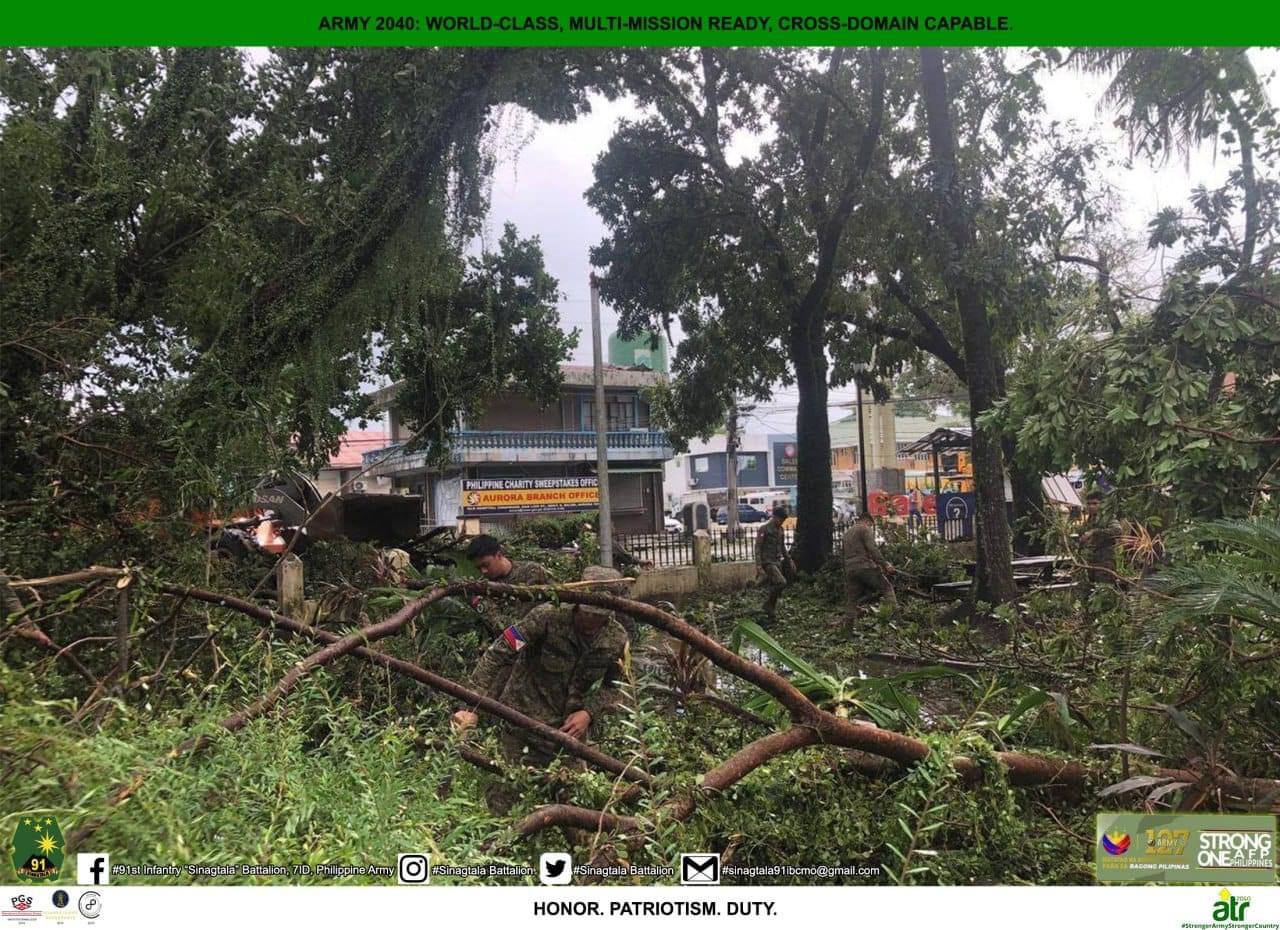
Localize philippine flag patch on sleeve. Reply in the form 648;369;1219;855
502;625;527;651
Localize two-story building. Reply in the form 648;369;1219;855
362;363;674;534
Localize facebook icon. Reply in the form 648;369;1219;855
77;853;110;885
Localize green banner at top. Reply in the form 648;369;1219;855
4;1;1280;46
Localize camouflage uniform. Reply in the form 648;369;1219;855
1081;514;1123;584
468;602;628;767
581;564;639;642
755;521;795;621
472;560;551;636
841;523;896;614
0;572;23;620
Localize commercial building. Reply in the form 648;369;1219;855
361;359;674;534
662;432;799;515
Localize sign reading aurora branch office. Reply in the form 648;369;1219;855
461;477;599;516
1095;813;1276;884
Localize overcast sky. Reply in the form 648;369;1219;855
478;48;1277;434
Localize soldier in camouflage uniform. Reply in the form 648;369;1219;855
581;564;640;642
1080;491;1123;585
841;512;897;618
451;568;629;774
465;534;551;636
755;505;796;624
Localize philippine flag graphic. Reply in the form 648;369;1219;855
1101;832;1131;855
502;625;527;651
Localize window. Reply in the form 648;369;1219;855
582;394;639;430
610;474;644;512
694;458;710;473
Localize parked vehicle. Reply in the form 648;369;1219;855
714;504;768;525
664;516;684;535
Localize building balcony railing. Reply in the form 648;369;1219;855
361;429;673;474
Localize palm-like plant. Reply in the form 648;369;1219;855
1068;47;1266;159
1151;518;1280;634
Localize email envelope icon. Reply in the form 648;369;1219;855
680;853;720;885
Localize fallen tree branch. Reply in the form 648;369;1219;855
415;737;504;776
516;727;822;836
65;582;458;849
476;583;1090;786
155;583;653;787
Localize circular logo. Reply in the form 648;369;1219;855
1101;832;1131;855
52;889;69;908
78;891;102;919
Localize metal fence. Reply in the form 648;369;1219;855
617;532;696;569
619;514;958;569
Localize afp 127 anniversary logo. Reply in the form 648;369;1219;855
9;816;66;882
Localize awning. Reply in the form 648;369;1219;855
898;426;973;456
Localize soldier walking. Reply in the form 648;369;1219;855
755;505;796;625
841;512;897;620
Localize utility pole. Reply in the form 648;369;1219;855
851;349;880;520
726;400;740;539
589;273;612;569
855;376;870;519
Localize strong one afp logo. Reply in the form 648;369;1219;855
1198;828;1274;869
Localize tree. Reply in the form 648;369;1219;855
381;222;578;455
589;47;890;569
996;48;1279;526
911;47;1017;603
0;47;603;572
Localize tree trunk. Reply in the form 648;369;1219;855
995;363;1044;556
918;47;1016;604
791;323;834;571
1003;434;1045;556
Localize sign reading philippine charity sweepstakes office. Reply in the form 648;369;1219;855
462;477;599;516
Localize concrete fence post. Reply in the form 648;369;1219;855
693;530;712;589
278;554;305;619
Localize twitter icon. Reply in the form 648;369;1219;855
540;852;573;885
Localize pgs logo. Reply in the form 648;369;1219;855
1213;888;1251;923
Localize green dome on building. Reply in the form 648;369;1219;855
608;330;668;373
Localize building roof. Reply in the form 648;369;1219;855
828;411;966;447
897;426;974;456
558;363;664;388
326;429;389;469
365;362;663;411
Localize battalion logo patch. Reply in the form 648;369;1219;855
9;815;66;882
502;625;527;651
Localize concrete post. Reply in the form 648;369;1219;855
693;530;712;589
278;554;305;618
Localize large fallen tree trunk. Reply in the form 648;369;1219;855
475;583;1088;785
